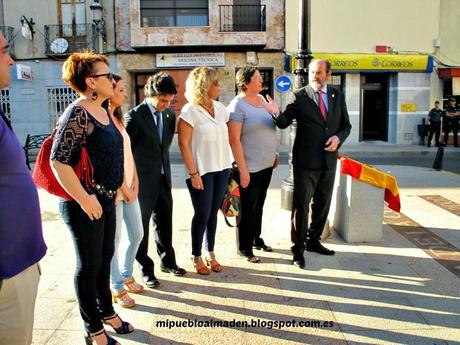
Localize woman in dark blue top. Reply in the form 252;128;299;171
50;52;130;345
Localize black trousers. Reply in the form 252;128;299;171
291;165;336;259
235;167;273;256
136;175;176;276
59;200;116;333
427;122;441;146
443;121;459;146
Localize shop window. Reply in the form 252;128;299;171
47;87;78;130
140;0;209;28
330;73;345;93
1;89;11;121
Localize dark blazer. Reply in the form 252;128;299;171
125;101;176;198
275;85;351;170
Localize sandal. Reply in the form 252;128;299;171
84;329;119;345
123;277;144;293
192;256;210;275
205;252;222;272
102;313;134;335
244;255;260;263
112;289;135;308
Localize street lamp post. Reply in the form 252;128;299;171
90;0;105;53
280;0;313;210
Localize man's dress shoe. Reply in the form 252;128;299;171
160;266;187;276
292;258;305;269
142;275;160;288
306;242;335;255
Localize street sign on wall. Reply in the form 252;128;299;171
275;75;292;92
156;53;225;68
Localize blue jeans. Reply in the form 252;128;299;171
186;169;230;257
110;198;144;292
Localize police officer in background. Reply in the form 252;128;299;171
442;97;459;147
427;100;443;147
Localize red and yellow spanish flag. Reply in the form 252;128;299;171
339;156;401;212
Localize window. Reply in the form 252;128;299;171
47;87;78;129
330;73;345;93
140;0;209;27
59;0;87;36
1;89;11;121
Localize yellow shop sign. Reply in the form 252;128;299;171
313;53;432;72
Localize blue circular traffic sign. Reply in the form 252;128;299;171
275;75;292;92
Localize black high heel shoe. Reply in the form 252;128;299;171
84;329;119;345
102;313;134;334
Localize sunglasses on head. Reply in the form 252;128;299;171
90;72;115;80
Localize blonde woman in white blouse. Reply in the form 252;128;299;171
178;67;233;275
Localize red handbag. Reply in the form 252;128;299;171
32;108;94;200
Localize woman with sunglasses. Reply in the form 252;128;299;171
51;52;133;345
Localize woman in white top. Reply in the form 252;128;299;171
178;67;233;275
104;75;144;307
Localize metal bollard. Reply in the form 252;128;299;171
432;147;444;171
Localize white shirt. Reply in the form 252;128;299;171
179;101;233;176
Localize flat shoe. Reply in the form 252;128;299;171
254;244;273;252
244;255;260;263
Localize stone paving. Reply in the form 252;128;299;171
32;161;460;345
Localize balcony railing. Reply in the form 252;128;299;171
44;23;96;56
219;5;266;32
0;26;15;55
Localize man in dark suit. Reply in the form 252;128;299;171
273;59;351;268
125;72;186;288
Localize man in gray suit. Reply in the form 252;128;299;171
274;59;351;268
125;72;186;288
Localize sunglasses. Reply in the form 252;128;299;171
90;72;115;80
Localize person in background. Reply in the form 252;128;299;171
51;52;132;345
125;72;186;289
178;67;233;275
0;31;47;345
271;59;351;269
103;74;144;308
426;100;443;147
442;97;459;147
227;67;278;263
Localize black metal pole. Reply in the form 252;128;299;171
281;0;313;210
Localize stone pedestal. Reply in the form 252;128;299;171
330;169;384;243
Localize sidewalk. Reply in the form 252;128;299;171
33;164;460;345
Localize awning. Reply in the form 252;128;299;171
438;68;460;79
313;53;433;73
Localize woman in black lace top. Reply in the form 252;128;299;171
50;52;132;345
